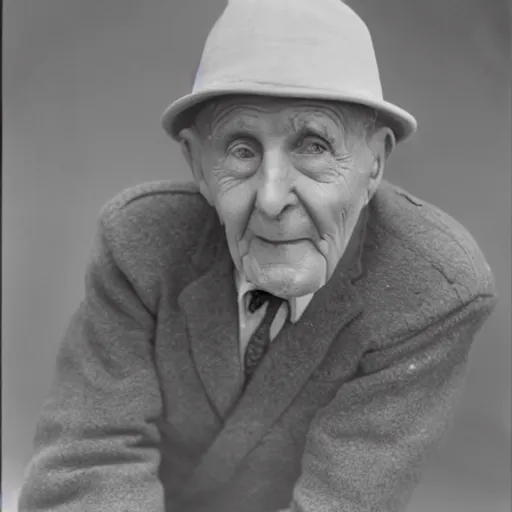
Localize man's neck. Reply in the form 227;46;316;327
234;269;314;323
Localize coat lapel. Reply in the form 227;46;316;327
180;206;369;500
178;229;245;421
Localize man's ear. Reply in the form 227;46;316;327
178;128;213;205
365;126;396;203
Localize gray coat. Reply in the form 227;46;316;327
18;179;497;512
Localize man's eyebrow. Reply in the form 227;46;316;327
289;117;339;140
210;109;262;134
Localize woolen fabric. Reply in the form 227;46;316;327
18;179;497;512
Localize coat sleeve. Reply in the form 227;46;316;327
285;293;497;512
18;214;165;512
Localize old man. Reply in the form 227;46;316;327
19;1;497;511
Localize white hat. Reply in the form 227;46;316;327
161;0;417;142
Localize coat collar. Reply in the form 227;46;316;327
235;268;315;325
177;205;368;498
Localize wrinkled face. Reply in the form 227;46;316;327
181;96;390;299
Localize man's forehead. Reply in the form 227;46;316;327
206;95;344;130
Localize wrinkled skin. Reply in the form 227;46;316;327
179;96;394;299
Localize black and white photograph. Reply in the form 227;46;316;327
3;1;511;511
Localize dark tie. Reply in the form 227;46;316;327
244;290;284;381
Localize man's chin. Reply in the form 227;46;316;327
242;260;326;298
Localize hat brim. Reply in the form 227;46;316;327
161;82;417;143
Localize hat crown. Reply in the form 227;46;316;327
161;0;417;142
194;0;383;100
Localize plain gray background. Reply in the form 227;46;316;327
3;1;511;511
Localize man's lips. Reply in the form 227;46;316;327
255;236;309;246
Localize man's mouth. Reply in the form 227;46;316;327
256;236;309;246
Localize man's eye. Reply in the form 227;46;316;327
299;139;329;155
307;142;327;154
231;146;255;159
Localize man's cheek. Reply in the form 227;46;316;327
220;209;251;262
314;200;352;277
311;195;348;245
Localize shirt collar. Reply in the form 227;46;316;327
234;269;314;323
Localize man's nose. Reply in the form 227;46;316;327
255;149;295;218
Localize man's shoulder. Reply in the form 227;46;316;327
97;180;219;272
367;181;496;305
100;180;213;236
101;180;206;219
